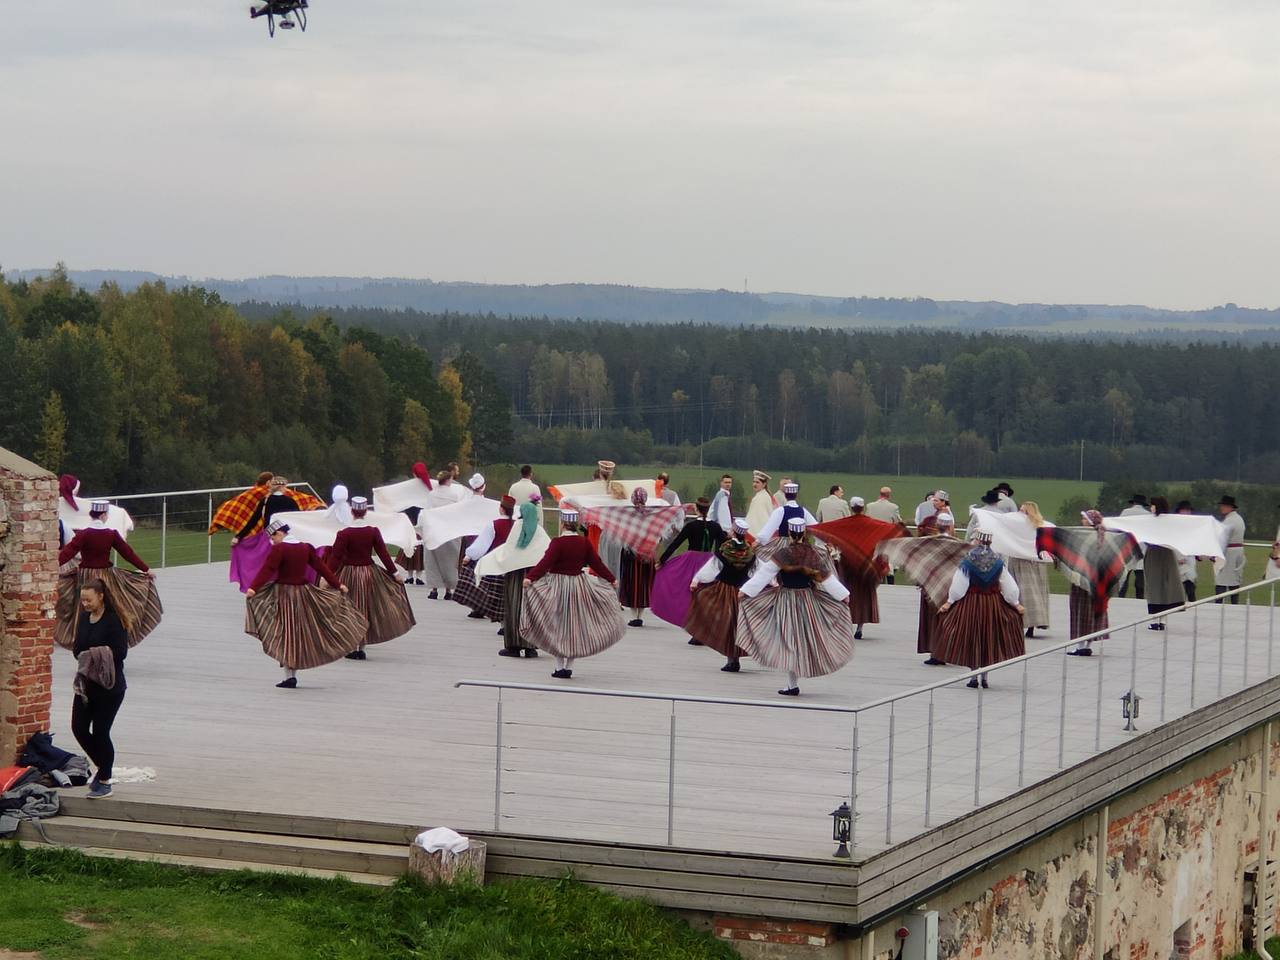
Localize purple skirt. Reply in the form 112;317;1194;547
230;531;316;594
651;552;713;628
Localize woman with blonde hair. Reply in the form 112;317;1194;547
1008;500;1051;639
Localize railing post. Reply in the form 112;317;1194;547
1127;624;1138;732
1160;623;1169;723
1218;599;1227;700
1191;605;1199;709
1058;651;1069;769
160;497;168;569
1270;583;1276;676
1094;635;1105;753
207;494;213;564
974;680;983;807
885;703;896;845
494;688;504;830
1244;594;1252;687
924;693;935;827
849;718;859;858
667;701;677;846
1017;660;1028;788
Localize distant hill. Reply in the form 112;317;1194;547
8;267;1280;334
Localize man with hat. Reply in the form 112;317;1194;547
994;482;1018;514
816;485;852;523
1215;494;1246;603
1118;494;1150;598
758;481;818;540
745;470;777;537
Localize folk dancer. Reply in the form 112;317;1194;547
1141;497;1186;630
522;508;626;679
756;481;817;541
1176;501;1200;601
919;512;957;664
619;487;660;626
736;517;855;697
227;475;323;591
1118;494;1151;598
687;518;757;672
508;464;542;504
1215;494;1246;604
864;487;902;581
936;534;1025;689
419;469;468;600
329;497;415;659
57;500;162;650
652;497;727;641
1008;501;1052;639
244;519;366;688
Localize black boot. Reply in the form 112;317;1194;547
721;659;740;672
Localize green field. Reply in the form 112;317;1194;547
0;845;734;960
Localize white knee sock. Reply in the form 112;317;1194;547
786;670;799;689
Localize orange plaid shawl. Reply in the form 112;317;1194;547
208;484;324;535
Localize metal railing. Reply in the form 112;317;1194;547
456;576;1279;858
101;483;322;568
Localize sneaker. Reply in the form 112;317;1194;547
276;677;298;689
551;668;573;679
966;678;979;689
86;781;113;800
443;591;453;601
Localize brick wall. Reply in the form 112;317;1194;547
0;448;56;763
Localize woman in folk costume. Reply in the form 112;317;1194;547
1008;501;1052;639
244;519;367;689
918;512;956;664
687;517;757;672
1141;496;1186;631
651;497;726;636
745;470;778;538
329;496;415;660
459;494;518;629
522;508;626;679
418;469;469;600
936;533;1025;689
57;500;162;650
618;487;660;627
225;475;324;592
476;497;549;658
736;516;855;697
391;462;435;585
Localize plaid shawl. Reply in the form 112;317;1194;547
208;485;324;535
811;515;909;578
876;536;970;608
578;503;684;561
1036;526;1140;615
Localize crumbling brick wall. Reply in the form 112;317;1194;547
0;448;56;763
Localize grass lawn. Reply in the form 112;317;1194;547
0;845;735;960
1228;938;1280;960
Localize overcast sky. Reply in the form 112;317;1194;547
4;1;1278;307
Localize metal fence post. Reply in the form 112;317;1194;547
924;693;935;827
1127;625;1138;731
1018;661;1028;788
1094;637;1105;753
1244;594;1252;687
1270;584;1276;676
849;718;859;858
1191;606;1199;709
207;494;213;564
1058;652;1069;769
160;497;168;569
885;703;896;845
667;701;677;846
1160;626;1169;723
974;681;983;807
1218;600;1226;700
494;688;504;830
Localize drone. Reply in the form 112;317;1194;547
249;0;308;37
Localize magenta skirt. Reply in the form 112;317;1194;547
230;531;316;594
651;552;713;628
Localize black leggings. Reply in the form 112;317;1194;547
1214;585;1240;605
71;683;126;781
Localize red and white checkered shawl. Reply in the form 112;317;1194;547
1036;526;1140;615
578;503;685;561
876;536;970;608
208;485;324;535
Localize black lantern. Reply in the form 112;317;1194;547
830;802;852;859
1120;689;1142;731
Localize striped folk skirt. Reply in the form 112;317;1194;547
56;565;163;650
684;581;746;659
333;565;415;646
521;572;626;660
936;588;1025;671
1007;558;1050;629
1069;584;1110;642
618;549;655;609
244;582;368;670
453;564;506;621
917;590;942;657
735;586;856;679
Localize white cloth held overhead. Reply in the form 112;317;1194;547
59;499;135;538
418;496;502;551
413;827;471;859
269;507;418;554
970;511;1054;562
475;515;553;577
1101;513;1225;561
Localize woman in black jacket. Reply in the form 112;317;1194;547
71;578;130;799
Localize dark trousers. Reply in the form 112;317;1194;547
70;682;126;781
1214;585;1240;605
1183;580;1196;603
1120;571;1145;599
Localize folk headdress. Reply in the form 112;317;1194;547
59;474;80;511
412;462;434;490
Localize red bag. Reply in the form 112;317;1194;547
0;766;37;793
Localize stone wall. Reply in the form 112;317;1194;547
0;447;56;763
859;725;1280;960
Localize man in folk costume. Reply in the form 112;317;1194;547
57;500;163;651
736;516;854;696
815;485;852;523
522;508;626;679
418;469;469;599
709;474;735;530
918;512;957;663
757;481;818;541
460;496;522;640
914;490;950;535
936;533;1025;689
329;497;415;660
245;519;367;689
225;475;326;591
745;470;777;537
687;517;757;671
651;497;726;638
1215;494;1246;604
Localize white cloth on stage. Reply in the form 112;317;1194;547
268;508;417;554
372;476;435;514
550;478;657;501
970;511;1054;563
1102;513;1225;561
59;500;134;537
418;496;501;551
475;515;552;577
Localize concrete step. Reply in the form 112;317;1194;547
16;841;398;886
16;816;409;879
